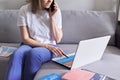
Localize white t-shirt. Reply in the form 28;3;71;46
17;3;62;45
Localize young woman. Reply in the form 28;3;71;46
5;0;63;80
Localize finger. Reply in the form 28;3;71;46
51;46;62;56
51;48;61;57
54;2;58;11
54;2;58;8
53;48;59;54
55;48;64;57
58;48;64;53
51;50;58;55
52;50;61;57
57;48;64;54
54;6;58;11
54;48;62;56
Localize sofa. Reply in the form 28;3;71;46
0;10;120;80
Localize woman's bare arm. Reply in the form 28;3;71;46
20;26;47;47
20;26;64;56
50;17;63;43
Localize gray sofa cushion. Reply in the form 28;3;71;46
0;10;22;43
0;10;117;45
61;11;117;45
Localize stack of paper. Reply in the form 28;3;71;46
62;68;95;80
62;68;112;80
0;46;17;57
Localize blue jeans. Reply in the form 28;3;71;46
5;44;54;80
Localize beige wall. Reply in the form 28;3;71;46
57;0;117;11
0;0;118;11
0;0;26;10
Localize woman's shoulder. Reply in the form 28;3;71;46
19;3;31;12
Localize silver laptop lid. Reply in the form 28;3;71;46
71;35;111;69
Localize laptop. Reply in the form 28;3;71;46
52;35;111;69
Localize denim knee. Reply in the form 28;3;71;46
23;47;52;80
10;45;32;63
26;47;52;63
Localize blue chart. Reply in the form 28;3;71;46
56;54;75;64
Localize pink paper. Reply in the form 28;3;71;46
62;68;95;80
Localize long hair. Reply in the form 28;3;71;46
27;0;42;14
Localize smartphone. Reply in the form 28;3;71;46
50;0;55;12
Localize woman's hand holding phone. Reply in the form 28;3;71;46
49;2;58;18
